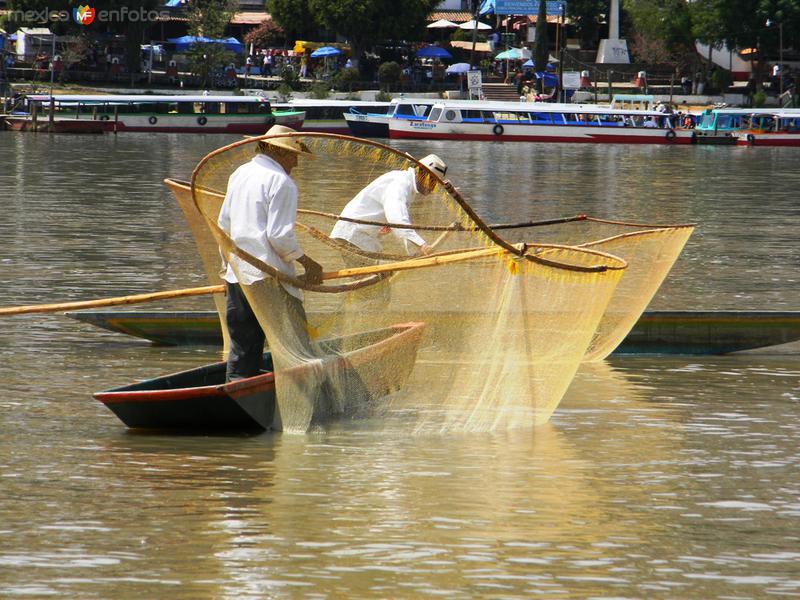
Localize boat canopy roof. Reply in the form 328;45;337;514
708;107;800;116
428;100;664;116
27;94;272;104
275;99;393;108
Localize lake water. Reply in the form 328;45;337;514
0;131;798;598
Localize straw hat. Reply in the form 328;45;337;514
419;153;447;177
251;124;314;158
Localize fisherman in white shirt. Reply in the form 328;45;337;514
217;124;323;381
329;153;448;256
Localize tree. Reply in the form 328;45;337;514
684;0;800;89
533;0;549;87
186;0;235;88
567;0;605;49
267;0;320;42
269;0;438;71
244;19;286;49
623;0;697;71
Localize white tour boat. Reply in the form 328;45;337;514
387;100;695;144
4;94;305;134
695;107;800;147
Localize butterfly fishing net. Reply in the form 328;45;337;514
165;178;231;356
185;132;627;432
496;216;693;361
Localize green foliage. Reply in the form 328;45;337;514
377;61;401;90
281;63;300;89
753;90;767;107
623;0;695;63
450;29;486;43
276;82;294;101
333;66;360;92
308;80;331;98
186;0;235;88
711;68;732;92
267;0;319;41
292;0;438;69
566;0;605;48
375;90;392;102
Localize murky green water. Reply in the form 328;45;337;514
0;131;798;598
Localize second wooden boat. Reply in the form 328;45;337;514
69;310;800;355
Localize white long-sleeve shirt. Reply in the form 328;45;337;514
217;154;304;298
330;167;427;254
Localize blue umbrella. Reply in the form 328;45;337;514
535;71;559;87
311;46;341;58
168;35;243;53
416;45;452;60
222;37;244;53
523;60;555;69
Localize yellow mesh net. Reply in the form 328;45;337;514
183;132;628;432
498;217;693;361
165;178;231;356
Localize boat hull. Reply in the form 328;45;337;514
3;112;304;134
616;311;800;354
389;120;695;144
69;310;800;355
343;113;390;137
93;323;425;431
3;116;106;133
736;132;800;147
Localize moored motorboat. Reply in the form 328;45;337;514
388;100;695;144
2;115;107;133
343;97;437;137
93;322;425;431
273;99;393;133
7;94;305;134
695;107;800;147
69;309;800;354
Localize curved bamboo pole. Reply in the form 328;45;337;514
0;285;225;317
0;246;516;317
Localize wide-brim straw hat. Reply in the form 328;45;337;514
248;124;314;159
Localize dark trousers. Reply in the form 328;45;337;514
225;280;314;381
225;282;266;381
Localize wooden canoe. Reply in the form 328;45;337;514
94;322;425;431
69;310;800;355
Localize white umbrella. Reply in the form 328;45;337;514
459;20;492;30
427;19;459;29
446;62;472;74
